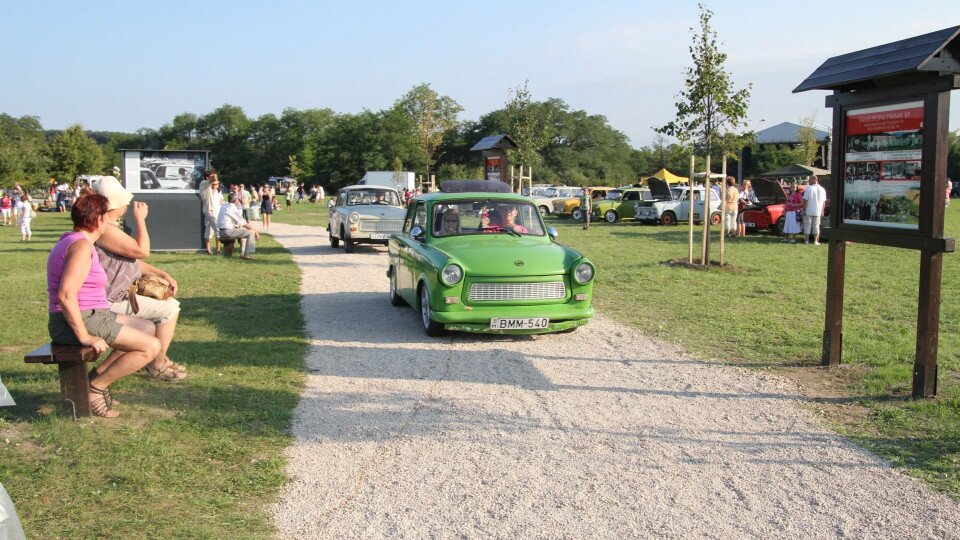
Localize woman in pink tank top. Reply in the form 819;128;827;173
46;193;161;418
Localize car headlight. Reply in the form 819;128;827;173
440;263;463;286
348;212;360;224
574;262;594;284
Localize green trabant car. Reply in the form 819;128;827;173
387;180;596;336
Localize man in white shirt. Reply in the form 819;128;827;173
217;193;259;259
802;175;828;245
199;171;224;254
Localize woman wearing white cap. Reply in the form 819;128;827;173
88;176;187;380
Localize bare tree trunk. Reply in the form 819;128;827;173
688;154;695;264
719;155;727;266
701;154;712;265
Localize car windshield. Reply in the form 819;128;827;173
605;190;623;200
543;187;560;197
431;199;546;237
344;189;400;206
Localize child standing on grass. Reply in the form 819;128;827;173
0;191;11;226
15;194;34;241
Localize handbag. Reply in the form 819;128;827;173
128;276;174;314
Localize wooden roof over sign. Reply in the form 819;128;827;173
469;134;518;151
794;25;960;93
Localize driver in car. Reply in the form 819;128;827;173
499;204;528;234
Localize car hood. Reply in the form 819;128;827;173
342;205;406;218
753;178;787;204
647;178;675;200
430;236;579;276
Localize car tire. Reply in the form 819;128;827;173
389;268;406;306
604;210;618;223
343;227;354;253
329;226;339;248
775;216;785;235
571;208;583;221
539;205;550;216
419;285;445;337
710;212;722;226
661;211;677;226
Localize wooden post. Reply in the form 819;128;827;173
688;154;695;264
510;165;515;192
823;100;845;367
701;154;712;265
913;89;950;397
719;156;727;266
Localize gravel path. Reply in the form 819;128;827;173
268;222;960;539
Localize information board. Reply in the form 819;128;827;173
842;101;924;229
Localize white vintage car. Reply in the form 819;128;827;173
328;185;406;253
634;179;723;226
529;186;581;216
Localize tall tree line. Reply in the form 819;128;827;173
7;84;953;191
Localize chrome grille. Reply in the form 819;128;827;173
469;282;566;301
359;220;404;232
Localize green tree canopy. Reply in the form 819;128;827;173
46;124;105;182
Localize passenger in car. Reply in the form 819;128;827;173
438;208;461;236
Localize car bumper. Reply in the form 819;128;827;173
430;303;595;334
445;317;590;334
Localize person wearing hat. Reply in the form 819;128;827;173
89;176;187;381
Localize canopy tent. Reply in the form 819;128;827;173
644;168;687;184
758;164;830;178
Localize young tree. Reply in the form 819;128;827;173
394;84;462;182
47;124;105;181
657;3;751;264
796;113;820;167
505;81;553;175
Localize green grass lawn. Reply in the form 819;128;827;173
268;198;329;227
0;211;307;538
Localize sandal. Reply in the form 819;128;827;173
89;384;119;418
158;355;187;376
88;368;119;405
145;359;187;381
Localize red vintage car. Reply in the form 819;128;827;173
740;178;793;234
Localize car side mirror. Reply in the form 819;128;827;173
547;226;558;240
411;226;425;240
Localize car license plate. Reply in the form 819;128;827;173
745;222;755;228
370;233;390;240
489;317;549;330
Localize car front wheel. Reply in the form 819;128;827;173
343;227;355;253
661;211;677;226
604;210;618;223
329;225;339;248
774;216;785;235
571;208;583;221
419;285;446;337
710;212;722;226
539;205;549;216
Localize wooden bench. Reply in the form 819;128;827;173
219;237;236;257
24;343;100;418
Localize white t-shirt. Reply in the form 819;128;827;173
15;201;33;223
803;184;827;216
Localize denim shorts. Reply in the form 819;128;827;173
48;309;123;345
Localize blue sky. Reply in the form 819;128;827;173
1;0;956;146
